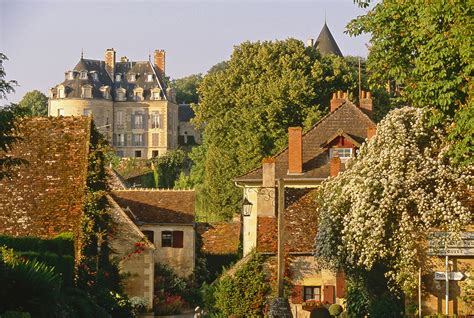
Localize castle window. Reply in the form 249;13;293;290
81;85;92;99
57;108;65;116
100;86;110;99
147;74;154;82
151;112;161;129
132;134;143;146
116;111;124;125
151;88;161;100
80;70;88;80
115;74;122;82
133;112;143;129
91;71;99;81
58;87;65;99
114;133;125;146
330;148;352;160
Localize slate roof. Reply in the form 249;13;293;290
257;188;319;254
52;57;167;101
178;104;195;122
314;22;343;57
197;222;241;255
110;190;195;224
235;101;375;182
0;117;91;239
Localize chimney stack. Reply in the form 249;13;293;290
154;49;166;77
367;126;377;140
307;38;315;47
288;127;303;174
330;157;341;177
258;158;276;217
360;90;373;117
104;48;116;80
330;91;346;112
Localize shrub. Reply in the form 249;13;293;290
328;304;343;317
1;311;31;318
154;294;185;315
129;296;149;315
310;307;331;318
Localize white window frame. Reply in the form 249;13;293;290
80;70;88;80
147;74;153;82
115;134;125;147
151;112;161;129
330;148;353;160
115;74;121;82
134;113;143;129
57;108;65;116
133;134;143;146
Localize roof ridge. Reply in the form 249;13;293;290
112;188;195;192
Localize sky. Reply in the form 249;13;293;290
0;0;375;103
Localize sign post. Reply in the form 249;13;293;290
445;255;449;315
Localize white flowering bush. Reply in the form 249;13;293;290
314;107;472;295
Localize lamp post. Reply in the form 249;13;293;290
242;197;253;217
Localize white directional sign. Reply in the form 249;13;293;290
428;232;474;256
434;271;465;281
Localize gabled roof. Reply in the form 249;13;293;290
0;117;91;238
110;190;195;224
320;128;362;148
314;22;343;57
197;222;241;255
235;101;375;183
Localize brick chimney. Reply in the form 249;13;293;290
330;157;341;177
367;126;377;140
154;49;166;77
258;157;276;217
288;127;303;174
104;48;116;80
330;91;346;112
360;90;373;117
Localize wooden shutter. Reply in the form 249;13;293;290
336;271;346;298
323;285;335;304
172;231;184;248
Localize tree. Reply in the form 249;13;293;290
18;90;48;116
170;74;203;104
150;149;187;188
347;0;474;164
192;39;359;219
0;53;26;180
314;107;472;299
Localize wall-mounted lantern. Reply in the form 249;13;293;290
242;197;253;217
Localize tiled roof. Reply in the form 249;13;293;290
110;190;195;224
197;222;241;255
314;22;343;57
235;101;375;182
0;117;91;238
257;188;319;253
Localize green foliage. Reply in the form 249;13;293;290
170;74;203;104
347;0;474;164
310;307;331;318
150;149;187;188
328;304;343;317
1;311;31;318
191;39;360;219
0;234;74;256
18;90;48;117
212;252;269;316
345;278;369;318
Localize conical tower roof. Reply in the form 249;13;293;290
314;22;343;57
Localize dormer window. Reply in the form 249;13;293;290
58;85;66;98
129;74;137;82
330;148;353;161
91;71;99;81
80;70;88;80
133;87;144;101
147;74;154;82
116;88;126;101
115;74;122;82
67;71;74;80
151;88;161;100
100;86;110;99
81;85;92;99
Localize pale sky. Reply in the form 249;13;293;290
0;0;375;103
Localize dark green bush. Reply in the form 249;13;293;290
329;304;343;317
1;311;31;318
0;233;74;256
17;251;74;287
310;307;331;318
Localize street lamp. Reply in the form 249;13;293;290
242;197;253;216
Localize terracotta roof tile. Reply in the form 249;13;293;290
110;190;195;224
0;117;91;239
197;222;241;255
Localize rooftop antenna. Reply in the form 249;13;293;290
324;11;327;24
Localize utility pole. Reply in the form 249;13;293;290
277;178;285;297
418;267;422;318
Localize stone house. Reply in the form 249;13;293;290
234;92;376;316
110;189;196;278
49;49;179;159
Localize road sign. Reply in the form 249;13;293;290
428;232;474;256
434;271;465;281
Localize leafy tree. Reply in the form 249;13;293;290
150;149;187;188
347;0;474;164
170;74;203;104
314;107;472;299
18;90;48;117
192;39;358;219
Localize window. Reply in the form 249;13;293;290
133;88;144;101
116;88;126;101
116;150;124;158
133;134;143;146
100;86;110;99
115;134;125;146
147;74;154;82
67;71;74;80
80;70;88;79
152;150;159;158
91;71;99;81
82;86;92;99
129;74;137;82
115;74;121;82
135;150;142;158
142;230;154;244
83;109;92;116
152;133;159;147
304;286;321;301
116;111;124;125
133;113;143;129
151;112;161;129
58;88;65;99
330;148;353;160
161;230;184;248
57;108;65;116
151;88;161;100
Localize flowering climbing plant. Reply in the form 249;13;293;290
314;107;472;295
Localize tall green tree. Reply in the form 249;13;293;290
170;74;203;104
347;0;474;164
192;39;358;219
18;90;48;116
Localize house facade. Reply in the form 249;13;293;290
49;49;179;159
110;189;196;278
235;91;376;316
